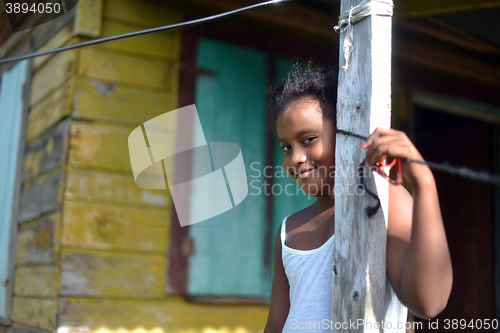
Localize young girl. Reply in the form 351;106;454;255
263;67;453;332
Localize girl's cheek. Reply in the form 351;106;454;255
282;156;288;169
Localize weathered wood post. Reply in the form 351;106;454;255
331;0;394;331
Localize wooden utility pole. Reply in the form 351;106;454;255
331;0;393;331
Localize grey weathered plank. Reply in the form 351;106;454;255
331;0;393;331
5;323;51;333
13;265;57;297
60;248;165;297
10;297;54;332
16;213;59;265
23;119;70;181
19;169;65;223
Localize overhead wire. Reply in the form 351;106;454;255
0;0;292;65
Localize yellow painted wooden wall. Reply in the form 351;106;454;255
12;0;270;332
12;11;78;332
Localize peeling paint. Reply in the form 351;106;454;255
24;150;44;177
91;79;118;97
46;137;54;156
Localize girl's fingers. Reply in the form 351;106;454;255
364;136;405;165
363;127;398;147
363;134;398;160
362;128;422;165
366;139;408;165
361;127;433;187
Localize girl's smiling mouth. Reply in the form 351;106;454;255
292;165;319;179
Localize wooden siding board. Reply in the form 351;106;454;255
61;200;169;252
65;167;169;209
23;118;70;181
58;297;268;332
33;23;76;72
15;213;60;265
69;121;136;172
27;79;73;144
5;324;52;333
19;168;65;223
13;265;57;298
72;76;176;125
103;0;182;28
60;248;165;297
11;297;54;332
78;47;177;91
97;20;180;60
30;49;76;108
74;0;103;38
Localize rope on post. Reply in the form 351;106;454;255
334;0;393;73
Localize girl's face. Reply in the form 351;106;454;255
276;97;335;197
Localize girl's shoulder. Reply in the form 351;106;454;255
282;203;317;230
281;203;335;251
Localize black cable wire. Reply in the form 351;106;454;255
336;128;500;187
338;128;500;217
336;128;368;140
403;158;500;186
0;0;292;65
336;128;500;186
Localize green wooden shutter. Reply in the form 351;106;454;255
187;39;267;297
0;60;28;317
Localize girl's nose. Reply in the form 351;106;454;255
291;147;307;166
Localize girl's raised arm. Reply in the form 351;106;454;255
263;227;290;333
363;127;453;319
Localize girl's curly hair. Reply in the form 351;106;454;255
268;64;338;132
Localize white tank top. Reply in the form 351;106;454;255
281;215;408;333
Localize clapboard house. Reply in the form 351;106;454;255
0;0;499;333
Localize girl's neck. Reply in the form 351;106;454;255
315;195;334;211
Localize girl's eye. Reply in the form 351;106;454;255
281;144;291;152
303;137;315;144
